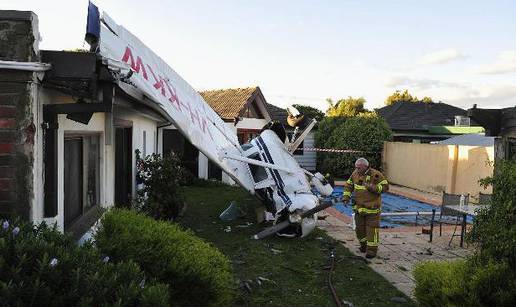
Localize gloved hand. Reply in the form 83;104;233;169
366;183;379;194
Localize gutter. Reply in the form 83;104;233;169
0;59;51;72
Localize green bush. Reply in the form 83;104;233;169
135;150;186;220
413;260;468;306
414;160;516;307
466;257;516;306
315;113;392;177
469;160;516;264
0;219;169;306
94;209;235;307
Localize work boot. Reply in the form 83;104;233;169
365;253;376;259
359;244;367;253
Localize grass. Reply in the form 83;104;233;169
179;184;414;306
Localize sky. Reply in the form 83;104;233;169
4;0;516;111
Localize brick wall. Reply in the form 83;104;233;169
0;11;38;219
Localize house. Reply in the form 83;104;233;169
161;87;271;182
266;103;317;171
376;101;484;143
468;105;516;161
0;11;170;238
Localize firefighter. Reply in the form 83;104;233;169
342;158;389;258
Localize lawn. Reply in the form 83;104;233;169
179;184;414;307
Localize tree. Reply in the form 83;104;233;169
292;104;325;122
315;113;392;177
384;89;434;105
326;96;367;117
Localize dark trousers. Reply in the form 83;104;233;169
355;213;380;256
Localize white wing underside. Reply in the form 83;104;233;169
98;13;255;193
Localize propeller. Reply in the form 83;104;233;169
252;199;336;240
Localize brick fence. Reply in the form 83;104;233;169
0;11;39;219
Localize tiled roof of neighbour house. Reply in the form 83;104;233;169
266;103;288;124
199;87;258;121
376;101;469;131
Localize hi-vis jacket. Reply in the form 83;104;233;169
343;168;389;214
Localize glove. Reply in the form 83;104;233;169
366;183;379;194
342;196;350;204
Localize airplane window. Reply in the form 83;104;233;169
248;152;268;182
241;143;253;151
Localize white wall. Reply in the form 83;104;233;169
115;109;159;198
294;132;316;171
235;118;268;130
31;82;44;224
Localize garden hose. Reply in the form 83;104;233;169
328;250;343;307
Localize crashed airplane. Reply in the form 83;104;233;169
87;3;334;239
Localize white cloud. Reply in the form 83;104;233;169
448;85;516;108
385;76;466;90
474;50;516;75
419;49;468;65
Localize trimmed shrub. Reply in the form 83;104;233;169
134;150;186;220
414;161;516;306
0;219;169;306
94;209;235;307
466;257;516;306
413;260;468;306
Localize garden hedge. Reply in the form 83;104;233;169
94;209;235;307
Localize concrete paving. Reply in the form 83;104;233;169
318;187;475;299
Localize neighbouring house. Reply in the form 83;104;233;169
438;134;495;147
468;105;516;161
376;101;484;143
266;103;317;171
161;87;271;183
0;11;170;238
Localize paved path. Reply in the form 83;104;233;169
318;194;474;298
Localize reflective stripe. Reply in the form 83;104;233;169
366;175;370;182
359;237;367;243
346;178;353;184
357;207;381;214
367;228;380;246
354;184;366;190
343;191;352;197
377;179;388;193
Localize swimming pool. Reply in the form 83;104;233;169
328;187;471;228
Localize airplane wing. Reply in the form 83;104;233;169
94;10;255;193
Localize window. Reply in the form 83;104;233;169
63;134;100;228
507;137;516;160
238;129;260;144
84;135;100;209
143;130;147;157
248;152;269;183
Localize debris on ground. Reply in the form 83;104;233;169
341;299;355;307
270;248;283;255
224;226;232;233
390;296;408;303
235;222;253;228
396;265;408;271
219;201;246;221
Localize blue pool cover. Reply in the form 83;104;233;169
328;187;472;228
